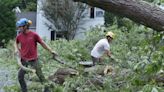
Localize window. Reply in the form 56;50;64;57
90;7;95;18
96;11;104;17
51;31;55;41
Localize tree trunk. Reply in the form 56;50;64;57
84;65;114;76
73;0;164;32
48;68;79;84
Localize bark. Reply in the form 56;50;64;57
85;77;104;87
84;65;114;76
73;0;164;32
48;68;79;84
53;68;79;75
48;66;113;84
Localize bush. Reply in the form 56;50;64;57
0;0;17;47
1;24;163;91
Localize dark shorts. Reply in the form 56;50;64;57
91;56;100;65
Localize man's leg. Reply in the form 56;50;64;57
91;56;99;66
30;60;51;92
18;61;27;92
30;60;46;83
98;57;104;65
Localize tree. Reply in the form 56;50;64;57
104;12;126;27
104;0;164;28
0;0;18;47
42;0;86;40
18;0;37;11
73;0;164;32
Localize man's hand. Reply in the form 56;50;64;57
14;50;18;54
110;55;115;61
14;50;20;57
51;51;59;60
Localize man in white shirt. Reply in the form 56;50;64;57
91;31;115;65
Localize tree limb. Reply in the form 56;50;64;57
16;54;36;73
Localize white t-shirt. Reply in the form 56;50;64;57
91;38;110;58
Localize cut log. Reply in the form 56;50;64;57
49;74;66;84
73;0;164;32
84;65;114;76
54;68;79;75
48;68;79;84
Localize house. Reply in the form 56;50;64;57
74;7;105;39
36;1;105;40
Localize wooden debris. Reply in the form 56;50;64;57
48;68;79;84
85;77;104;87
54;68;79;75
84;65;114;76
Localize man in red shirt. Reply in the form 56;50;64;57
15;18;57;92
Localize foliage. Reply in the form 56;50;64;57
0;0;18;47
0;23;163;91
18;0;37;11
42;0;87;40
1;0;163;91
104;0;164;30
104;12;124;27
144;0;164;4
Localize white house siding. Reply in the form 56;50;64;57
75;7;105;39
36;0;104;40
36;11;51;39
75;18;104;39
36;0;51;39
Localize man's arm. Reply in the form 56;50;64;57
14;40;19;54
105;50;112;58
40;42;52;52
40;41;58;56
35;33;58;55
105;50;116;61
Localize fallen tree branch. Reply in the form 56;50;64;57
48;68;79;84
15;53;36;73
84;65;114;76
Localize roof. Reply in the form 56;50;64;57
16;12;36;28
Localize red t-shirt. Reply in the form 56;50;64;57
16;31;43;61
